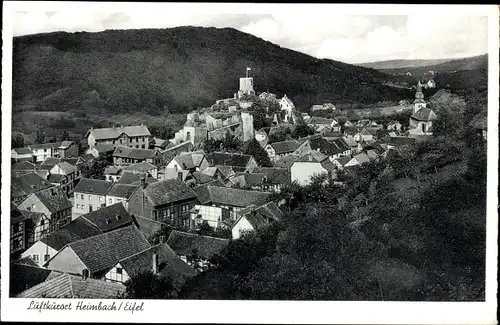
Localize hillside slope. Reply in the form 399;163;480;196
358;58;453;70
12;27;411;115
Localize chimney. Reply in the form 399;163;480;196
152;252;159;274
82;269;89;281
159;235;165;243
140;177;146;189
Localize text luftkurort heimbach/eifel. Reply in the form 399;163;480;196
27;300;144;313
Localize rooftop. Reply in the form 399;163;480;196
80;202;134;233
74;178;113;195
40;217;103;251
86;125;151;140
31;186;72;214
113;146;158;159
205;186;272;208
106;183;138;199
206;152;253;168
144;179;198;206
268;140;300;155
166;231;230;260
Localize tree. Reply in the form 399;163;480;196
11;133;24;148
291;122;314;139
61;131;71;141
34;126;46;144
244;138;272;167
120;270;176;299
78;155;110;179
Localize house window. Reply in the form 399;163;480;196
32;204;36;209
116;267;122;275
181;204;189;213
76;204;80;209
88;195;92;200
142;145;145;149
40;219;45;226
100;197;104;202
81;194;84;200
33;254;39;262
81;205;85;210
109;198;113;204
135;197;139;204
44;254;50;262
12;223;20;233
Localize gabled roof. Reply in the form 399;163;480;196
172;152;206;170
193;180;227;204
19;210;47;226
86;125;151;140
12;147;33;155
359;128;373;136
12;161;37;171
236;201;283;222
115;171;149;184
74;178;113;195
274;155;298;169
320;159;336;172
281;95;295;107
113;146;158;159
106;183;138;199
47;174;67;184
53;161;78;174
366;150;379;160
143;179;198;206
17;273;125;298
80;202;134;233
9;263;62;296
30;186;72;213
411;108;438;121
334;156;351;166
234;212;268;231
295;151;328;163
190;171;215;185
62;225;151;274
93;143;115;153
268;140;300;155
41;157;80;170
308;117;335;125
204;186;272;208
40;217;103;251
59;141;74;149
253;167;292;185
206;152;253;168
28;143;53;150
123;161;157;172
166;231;229;260
104;165;123;175
117;243;197;285
353;153;371;165
11;172;53;198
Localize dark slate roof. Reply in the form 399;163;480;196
54;161;78;174
28;143;53;150
11;205;28;224
12;161;37;171
94;143;115;153
334;156;351;166
113;146;157;159
144;179;198;206
411;108;438;121
123;161;157;172
11;172;53;198
118;243;197;285
273;155;298;169
104;165;123;175
166;231;229;260
308;116;335;125
295;151;328;163
269;140;300;155
74;178;113;195
190;171;215;185
33;186;72;213
17;273;125;298
40;218;103;251
193;180;227;204
9;264;62;296
253;167;292;185
236;201;282;222
65;225;151;274
19;210;46;226
12;147;33;155
205;186;272;208
80;203;134;233
116;171;149;184
172;152;206;170
106;183;138;199
206;152;253;168
47;174;67;183
87;125;151;140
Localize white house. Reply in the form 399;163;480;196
11;147;34;162
345;152;371;168
231;202;282;239
190;205;230;229
354;128;374;143
290;152;336;186
28;144;53;162
279;95;295;123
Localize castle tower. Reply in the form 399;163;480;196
414;81;426;113
237;67;255;99
241;111;254;142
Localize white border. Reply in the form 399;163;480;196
1;3;498;324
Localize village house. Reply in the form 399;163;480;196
112;146;162;166
164;151;209;181
311;103;336;112
279;95;295;123
382;136;417;150
16;273;126;299
293;135;351;161
85;124;152;150
332;156;352;170
11;147;34;163
28;143;53;162
9;261;65;296
264;140;300;162
86;143;115;158
72;178;113;219
345;152;372;168
44;225;151;280
104;166;124;182
252;167;292;192
409;107;437;135
166;231;230;272
152;137;174;150
354;128;375;143
116;170;158;185
387;120;403;131
194;185;273;221
39;157;81;171
104;243;197;288
123;161;159;179
51;141;79;158
19;210;50;248
226;172;267;190
290;151;336;186
206;151;258;172
308;117;340;132
128;178;198;230
106;183;138;209
190;204;231;229
11;205;28;256
48;161;80;195
17;186;73;242
231;201;282;239
11;172;54;205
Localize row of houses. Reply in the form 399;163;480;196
12;141;78;163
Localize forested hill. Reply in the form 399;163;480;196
13;27;412;115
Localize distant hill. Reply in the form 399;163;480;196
12;27;412;116
358;58;453;70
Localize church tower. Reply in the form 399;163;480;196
414;81;427;113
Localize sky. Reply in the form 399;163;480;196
11;8;489;64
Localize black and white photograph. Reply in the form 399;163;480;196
1;2;498;324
